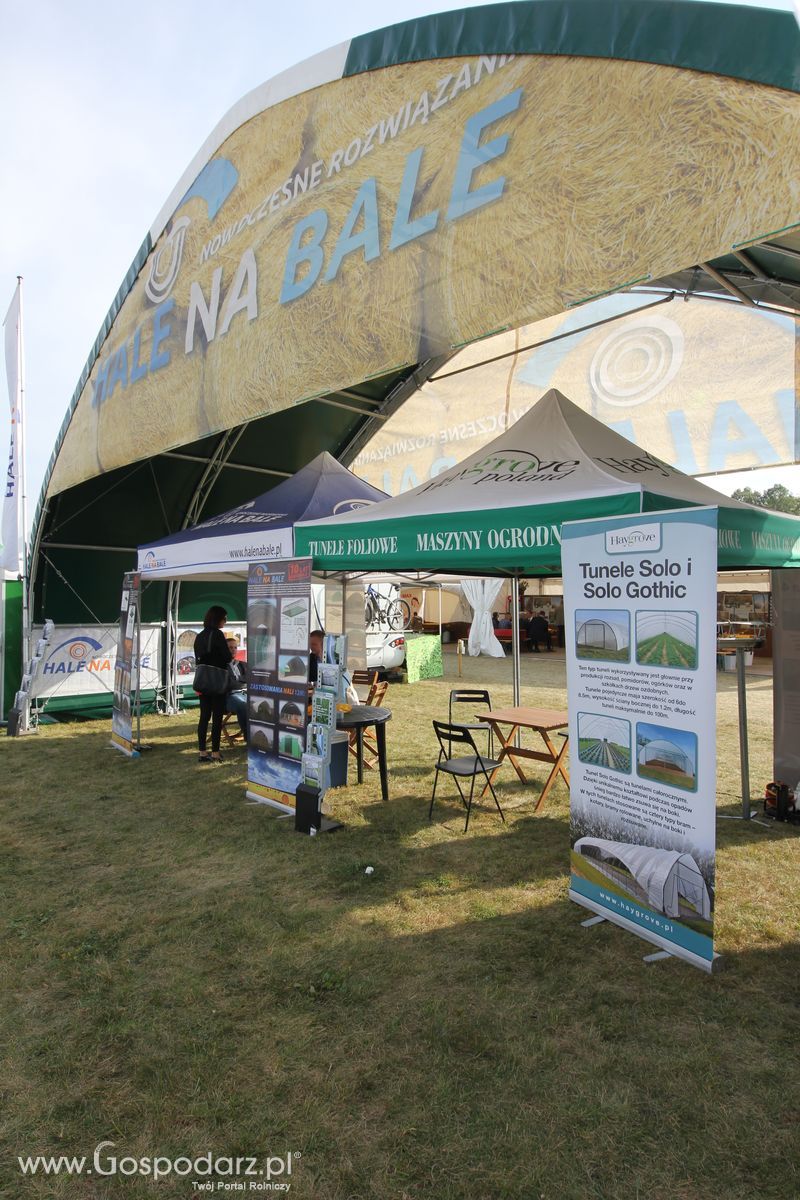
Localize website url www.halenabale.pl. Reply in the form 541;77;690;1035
228;545;282;559
17;1142;298;1189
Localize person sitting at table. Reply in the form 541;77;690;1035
309;628;324;686
225;635;247;738
309;628;358;704
528;610;552;652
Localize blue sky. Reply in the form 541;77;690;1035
2;0;797;522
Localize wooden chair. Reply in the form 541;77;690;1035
348;678;388;770
351;669;379;702
221;712;245;747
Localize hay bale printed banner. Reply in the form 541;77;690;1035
45;6;800;497
111;571;141;756
562;508;718;972
246;557;312;812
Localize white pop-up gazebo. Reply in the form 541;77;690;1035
296;388;800;704
296;390;800;576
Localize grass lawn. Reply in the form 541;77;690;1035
636;632;697;669
575;645;630;663
2;648;799;1199
637;762;697;791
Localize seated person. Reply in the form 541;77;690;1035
309;628;324;686
225;636;247;737
308;628;357;704
528;611;552;653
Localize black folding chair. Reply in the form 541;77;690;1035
448;688;494;756
430;720;505;833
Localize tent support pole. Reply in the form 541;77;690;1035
511;574;521;708
341;573;347;638
135;594;142;749
736;646;752;819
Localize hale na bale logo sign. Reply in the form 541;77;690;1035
143;550;167;570
43;636;110;677
42;635;154;678
143;160;240;305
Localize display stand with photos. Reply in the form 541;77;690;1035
111;571;142;757
246;558;313;812
299;634;349;833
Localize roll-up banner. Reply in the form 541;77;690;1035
246;557;312;812
111;571;142;756
562;508;718;972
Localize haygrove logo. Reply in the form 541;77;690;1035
43;636;111;676
605;524;662;554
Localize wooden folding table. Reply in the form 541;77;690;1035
476;706;570;811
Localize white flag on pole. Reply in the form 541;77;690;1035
2;282;23;578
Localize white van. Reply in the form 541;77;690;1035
310;580;408;674
364;581;409;673
366;629;406;673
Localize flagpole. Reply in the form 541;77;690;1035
0;277;27;726
17;277;30;682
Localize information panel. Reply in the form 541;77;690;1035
562;508;718;972
246;558;312;812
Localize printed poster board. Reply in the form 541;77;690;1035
30;623;161;701
111;571;141;756
562;508;718;972
246;558;312;811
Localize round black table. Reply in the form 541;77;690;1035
336;704;392;802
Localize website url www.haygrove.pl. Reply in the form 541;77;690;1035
17;1142;298;1190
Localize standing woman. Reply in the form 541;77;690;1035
194;606;233;763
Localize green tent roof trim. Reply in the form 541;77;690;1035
345;1;800;94
294;495;800;574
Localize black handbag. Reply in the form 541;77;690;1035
193;662;228;695
193;629;229;695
